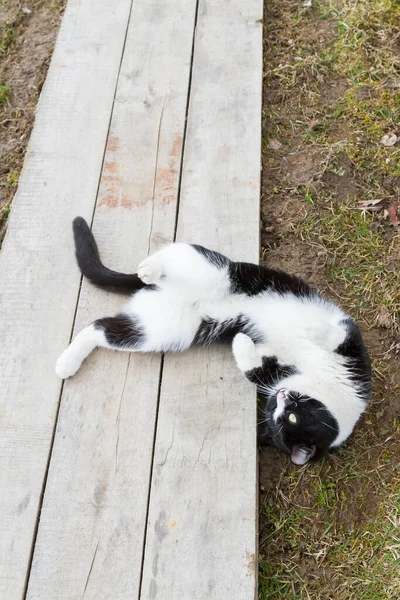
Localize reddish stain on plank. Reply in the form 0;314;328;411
171;133;183;157
98;158;130;208
157;168;177;205
103;161;120;174
106;136;120;153
99;131;183;208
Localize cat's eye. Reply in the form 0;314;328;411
288;413;297;424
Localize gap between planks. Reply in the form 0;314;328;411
25;1;201;599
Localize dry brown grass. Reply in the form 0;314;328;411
0;0;66;242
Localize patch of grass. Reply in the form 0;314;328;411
327;88;400;181
259;472;400;600
0;203;11;223
0;83;10;104
295;202;400;330
304;186;314;205
259;556;308;599
326;490;400;600
315;479;338;510
325;0;400;85
261;0;400;597
7;168;19;187
0;23;16;53
337;89;400;140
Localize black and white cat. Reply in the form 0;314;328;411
56;217;372;465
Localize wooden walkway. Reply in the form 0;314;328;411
0;1;263;598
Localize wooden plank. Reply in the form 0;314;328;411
140;1;263;598
25;1;198;598
0;1;133;598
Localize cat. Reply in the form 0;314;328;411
56;217;372;465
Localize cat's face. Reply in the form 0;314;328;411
258;388;339;464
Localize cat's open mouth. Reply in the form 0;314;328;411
291;444;316;465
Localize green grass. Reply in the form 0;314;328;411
0;203;11;222
0;24;16;53
261;0;400;597
7;168;19;187
296;202;400;329
0;83;10;104
259;479;400;599
327;0;400;85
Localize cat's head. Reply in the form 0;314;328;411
259;388;339;464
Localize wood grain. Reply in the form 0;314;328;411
0;1;133;597
140;0;263;597
25;1;198;598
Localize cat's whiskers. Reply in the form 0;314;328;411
321;421;337;431
272;423;284;438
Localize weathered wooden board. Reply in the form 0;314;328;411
140;1;263;598
25;1;198;598
0;1;133;598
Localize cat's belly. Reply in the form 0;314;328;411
197;291;348;361
246;292;347;363
124;287;202;352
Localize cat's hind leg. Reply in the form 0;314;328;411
55;314;144;379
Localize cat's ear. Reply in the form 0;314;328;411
290;444;316;465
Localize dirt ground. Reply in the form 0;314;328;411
0;0;66;241
1;0;399;598
259;0;399;598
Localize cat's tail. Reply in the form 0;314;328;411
72;217;146;295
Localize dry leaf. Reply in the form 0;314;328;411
358;198;384;211
268;139;283;151
387;204;400;226
376;308;392;329
380;133;398;147
303;0;313;6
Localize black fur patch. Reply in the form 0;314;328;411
336;318;372;402
193;315;264;346
94;313;144;349
73;217;147;295
229;261;318;298
246;355;298;388
191;244;229;269
191;241;318;299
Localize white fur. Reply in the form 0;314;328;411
56;325;108;379
137;243;231;301
232;333;262;372
56;242;366;447
274;389;287;423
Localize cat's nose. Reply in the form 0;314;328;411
277;388;287;402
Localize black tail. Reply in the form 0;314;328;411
72;217;146;295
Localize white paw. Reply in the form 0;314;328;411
297;323;346;351
325;324;346;350
137;256;163;284
55;349;82;379
232;333;262;372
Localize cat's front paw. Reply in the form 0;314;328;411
137;256;163;285
232;333;262;372
55;349;82;379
